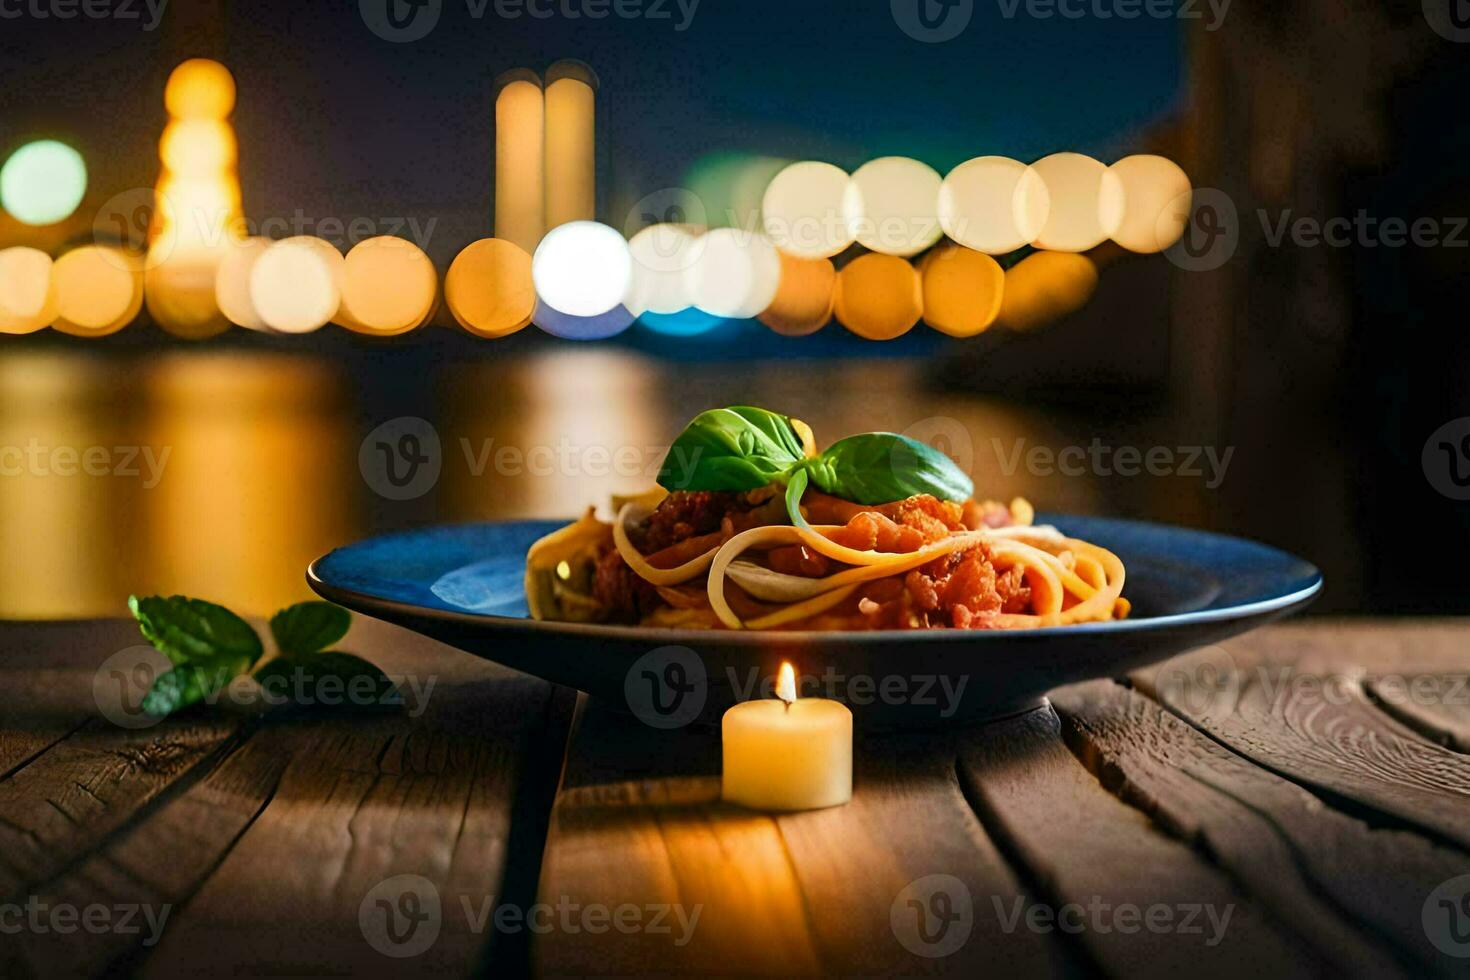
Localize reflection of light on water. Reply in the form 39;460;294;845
142;352;354;615
0;354;141;618
443;349;665;520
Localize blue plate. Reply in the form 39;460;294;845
308;515;1322;728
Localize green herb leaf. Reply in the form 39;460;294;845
657;407;805;492
269;601;351;656
128;595;263;668
807;433;974;505
141;658;249;716
253;652;399;710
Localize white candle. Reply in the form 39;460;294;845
721;663;852;811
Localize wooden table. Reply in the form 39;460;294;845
2;618;1469;978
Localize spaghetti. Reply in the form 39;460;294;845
525;409;1128;631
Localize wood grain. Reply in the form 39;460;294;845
1137;625;1470;851
0;729;289;978
534;700;1051;978
0;718;243;901
139;670;567;978
1364;673;1470;753
1052;678;1468;977
957;705;1323;978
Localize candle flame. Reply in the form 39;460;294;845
776;662;797;704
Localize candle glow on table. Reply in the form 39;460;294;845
722;662;852;812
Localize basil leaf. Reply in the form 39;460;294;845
253;652;399;710
657;407;805;492
808;433;974;505
270;601;350;656
141;658;248;716
129;595;263;668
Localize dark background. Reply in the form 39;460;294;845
0;0;1467;618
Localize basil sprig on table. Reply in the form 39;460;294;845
128;595;394;718
656;407;974;517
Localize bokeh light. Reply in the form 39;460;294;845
0;140;87;226
1109;154;1193;253
145;259;230;339
445;238;536;338
0;247;58;334
996;251;1099;330
920;243;1004;338
845;157;943;257
1030;153;1124;252
215;237;273;331
533;221;632;318
248;237;342;334
625;223;700;316
149;59;243;338
164;59;237;119
50;246;144;337
834;253;923;340
160;119;238;177
338;236;437;335
938;156;1050;255
683;152;790;231
544;61;597;230
685;228;781;319
758;251;834;337
639;307;728;337
533;299;635;340
495;73;546;256
762;161;856;259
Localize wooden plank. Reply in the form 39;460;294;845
1364;673;1470;753
0;717;243;901
956;705;1324;978
1053;678;1463;977
139;667;568;977
0;729;289;978
534;701;1052;977
1137;624;1470;851
0;616;568;979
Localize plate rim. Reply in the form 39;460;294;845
307;515;1325;644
